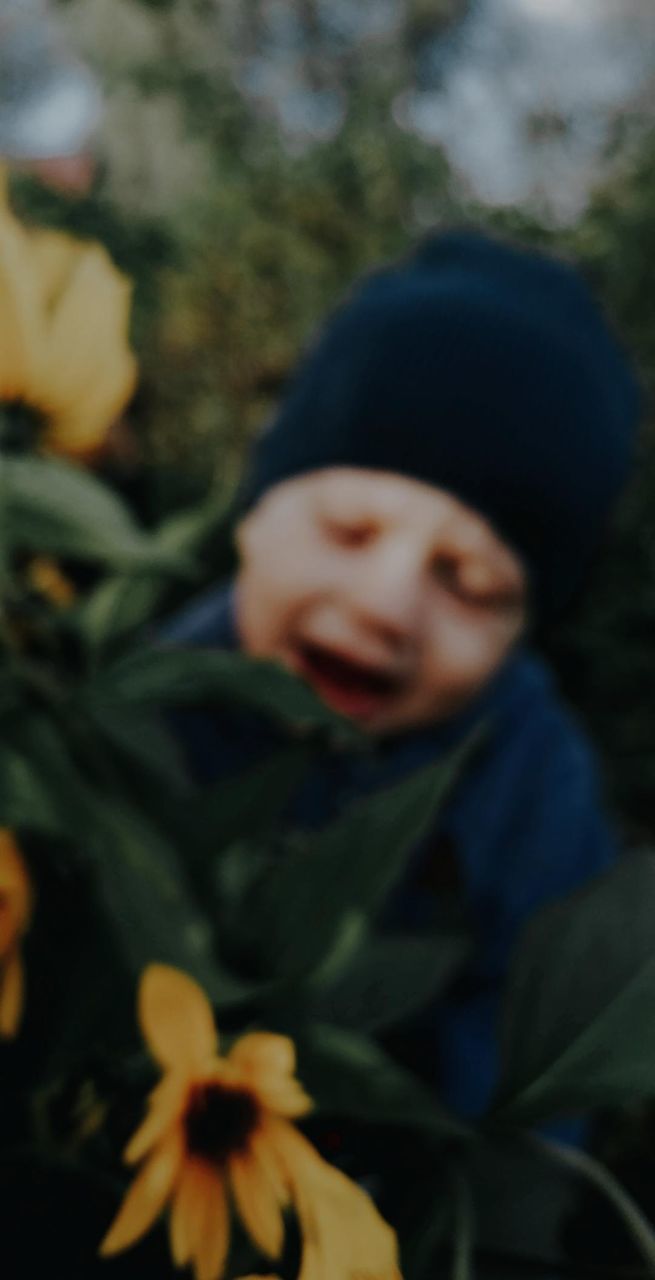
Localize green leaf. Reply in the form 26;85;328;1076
0;712;257;1009
4;455;190;571
0;738;70;835
298;1022;468;1140
81;795;256;1007
82;701;191;794
0;713;93;836
75;497;227;648
201;748;309;851
312;932;471;1033
494;852;655;1123
87;646;363;741
257;739;478;979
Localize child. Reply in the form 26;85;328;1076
162;229;641;1120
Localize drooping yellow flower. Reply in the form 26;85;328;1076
0;167;137;459
0;830;32;1038
100;965;401;1280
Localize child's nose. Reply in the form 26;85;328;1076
348;547;422;647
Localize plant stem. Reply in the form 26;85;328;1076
527;1133;655;1274
452;1168;475;1280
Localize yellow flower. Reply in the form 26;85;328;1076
100;965;401;1280
26;556;76;607
0;830;32;1038
0;166;137;459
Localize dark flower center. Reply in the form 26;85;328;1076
0;402;44;452
185;1083;260;1164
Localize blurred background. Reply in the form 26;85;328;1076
5;0;655;845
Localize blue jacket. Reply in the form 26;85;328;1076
160;582;617;1124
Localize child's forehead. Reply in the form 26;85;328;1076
306;466;484;529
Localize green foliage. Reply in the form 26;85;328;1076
494;854;655;1122
253;742;478;980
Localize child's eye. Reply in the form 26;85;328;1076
323;518;378;549
431;554;518;611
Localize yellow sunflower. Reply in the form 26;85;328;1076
0;830;33;1038
0;165;137;459
100;964;401;1280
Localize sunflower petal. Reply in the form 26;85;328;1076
43;347;137;458
229;1032;297;1082
32;242;133;411
29;228;80;312
124;1073;188;1165
99;1128;183;1257
0;831;32;935
0;948;24;1038
255;1079;313;1120
169;1158;198;1266
0;203;42;401
268;1120;401;1280
193;1161;230;1280
250;1121;292;1208
138;965;218;1072
229;1149;285;1260
229;1034;312;1118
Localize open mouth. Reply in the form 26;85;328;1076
295;640;402;721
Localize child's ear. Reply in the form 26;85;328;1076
233;514;250;556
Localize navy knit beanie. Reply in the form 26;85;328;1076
242;230;642;620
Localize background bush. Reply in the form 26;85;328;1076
10;0;655;844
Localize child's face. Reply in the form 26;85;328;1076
235;468;528;736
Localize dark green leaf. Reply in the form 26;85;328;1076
494;852;655;1122
298;1022;468;1140
5;456;190;571
82;701;191;793
201;748;309;852
75;497;226;648
257;739;478;979
0;713;257;1009
87;646;363;741
0;713;94;836
312;932;471;1032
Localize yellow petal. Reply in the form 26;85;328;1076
0;830;32;937
0;948;24;1038
32;242;133;413
255;1079;313;1120
229;1149;285;1260
0;204;42;401
99;1128;183;1257
42;347;137;458
169;1158;199;1266
229;1032;297;1081
192;1160;230;1280
229;1033;312;1118
29;227;81;313
138;965;219;1073
124;1073;188;1165
173;1157;209;1266
268;1120;401;1280
250;1121;292;1209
